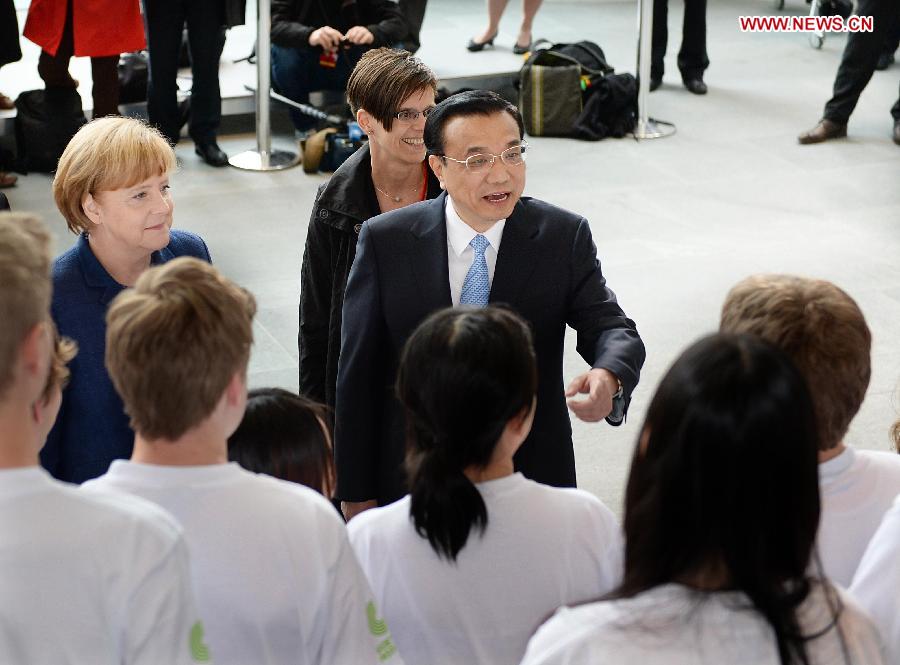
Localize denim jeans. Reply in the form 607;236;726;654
271;45;364;131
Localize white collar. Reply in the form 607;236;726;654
818;445;855;480
445;196;506;258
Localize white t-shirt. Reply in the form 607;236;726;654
0;466;200;665
521;581;886;665
851;494;900;665
818;447;900;586
84;461;402;665
348;472;623;665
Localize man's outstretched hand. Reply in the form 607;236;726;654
565;368;620;422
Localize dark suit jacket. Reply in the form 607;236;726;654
42;230;211;484
334;192;645;504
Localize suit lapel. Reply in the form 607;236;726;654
408;193;452;310
490;200;540;307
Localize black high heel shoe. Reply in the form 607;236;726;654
467;35;496;52
512;41;531;55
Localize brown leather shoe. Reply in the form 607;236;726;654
893;119;900;146
0;172;17;188
798;119;847;144
0;93;13;110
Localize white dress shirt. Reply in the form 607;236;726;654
446;196;506;306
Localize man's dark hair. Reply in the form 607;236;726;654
398;305;537;561
620;333;823;665
423;90;524;156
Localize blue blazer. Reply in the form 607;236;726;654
334;192;646;504
42;230;212;483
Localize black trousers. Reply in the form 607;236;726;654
651;0;709;81
823;0;900;123
37;0;119;118
143;0;226;145
880;8;900;56
399;0;428;52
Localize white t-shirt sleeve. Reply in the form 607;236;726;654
317;526;405;665
590;500;624;594
850;496;900;665
520;607;592;665
562;490;624;597
122;528;206;665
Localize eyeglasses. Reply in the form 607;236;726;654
441;143;529;172
394;107;435;123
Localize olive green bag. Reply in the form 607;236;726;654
519;41;613;137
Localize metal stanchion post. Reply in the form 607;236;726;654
632;0;676;139
229;0;301;170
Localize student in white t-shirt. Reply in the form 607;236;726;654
83;257;401;665
522;333;886;665
347;306;623;665
851;494;900;664
0;213;202;665
721;274;900;587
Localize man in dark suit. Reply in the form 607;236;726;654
335;90;645;520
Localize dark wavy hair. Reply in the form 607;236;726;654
228;388;335;496
397;306;537;561
620;333;823;665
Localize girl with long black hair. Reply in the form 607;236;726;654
522;333;886;665
347;306;623;665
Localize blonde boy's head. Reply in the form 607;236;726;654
105;258;256;440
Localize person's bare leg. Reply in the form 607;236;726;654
474;0;510;44
517;0;543;47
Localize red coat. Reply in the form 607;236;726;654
24;0;145;57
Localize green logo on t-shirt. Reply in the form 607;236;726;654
367;601;388;636
367;601;396;661
190;621;211;662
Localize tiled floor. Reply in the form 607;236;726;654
4;0;899;515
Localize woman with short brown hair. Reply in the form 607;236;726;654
299;48;441;408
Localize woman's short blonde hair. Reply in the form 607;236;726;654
53;117;176;234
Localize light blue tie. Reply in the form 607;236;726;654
460;234;490;307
